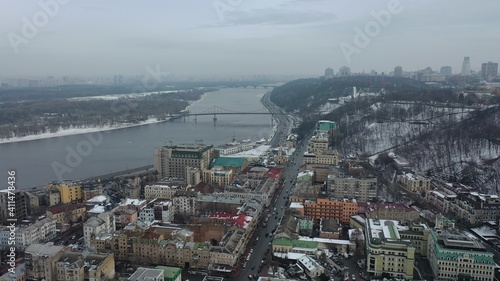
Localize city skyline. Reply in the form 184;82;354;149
1;0;500;78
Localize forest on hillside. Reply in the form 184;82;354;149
270;76;500;193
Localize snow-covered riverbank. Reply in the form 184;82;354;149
0;118;169;144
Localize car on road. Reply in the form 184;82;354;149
251;265;255;270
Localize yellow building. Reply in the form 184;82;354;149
365;218;415;280
48;181;82;203
398;222;430;256
303;150;340;166
303;197;357;224
203;167;234;187
46;203;86;225
93;229;212;269
397;173;431;193
55;252;115;281
427;215;495;281
308;132;329;154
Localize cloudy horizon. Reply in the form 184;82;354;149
2;0;499;79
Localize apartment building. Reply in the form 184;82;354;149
365;219;416;280
303;150;340;166
49;189;61;206
25;242;65;281
84;212;116;248
0;264;26;281
203;167;234;187
398;222;430;256
0;217;56;250
428;225;495;281
47;181;82;203
397;173;431;193
209;230;246;271
365;202;420;221
154;144;215;179
216;139;253;155
328;174;378;202
307;132;329;154
55;251;115;281
139;208;155;223
316;120;336;132
46;203;86;226
452;192;500;225
0;189;27;223
119;198;148;213
303;196;357;224
93;229;212;269
113;208;138;229
172;191;198;218
81;181;103;202
426;190;456;213
144;182;185;201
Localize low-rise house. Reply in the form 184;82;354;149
0;218;56;250
297;255;324;279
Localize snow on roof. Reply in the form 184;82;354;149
297;170;313;178
121;199;146;206
89;205;105;214
367;219;409;241
87;195;107;203
290;202;304;209
351;215;365;224
298;255;323;272
273;252;306;260
225;145;271;158
297;236;353;245
471;226;499;239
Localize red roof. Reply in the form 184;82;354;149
367;202;414;212
266;167;282;179
47;203;85;214
208;212;250;228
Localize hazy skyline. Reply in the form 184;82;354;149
2;0;500;78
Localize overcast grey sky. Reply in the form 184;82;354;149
1;0;499;78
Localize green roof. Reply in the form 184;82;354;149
156;266;182;280
317;121;336;131
272;237;318;249
211;157;246;168
429;229;495;264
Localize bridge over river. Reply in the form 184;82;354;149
170;105;286;125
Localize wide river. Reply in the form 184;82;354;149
0;88;274;189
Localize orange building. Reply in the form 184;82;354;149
303;197;357;223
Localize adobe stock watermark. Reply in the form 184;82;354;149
213;0;244;21
7;0;70;54
51;64;167;182
339;0;403;63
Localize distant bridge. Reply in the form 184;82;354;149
170;106;285;123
